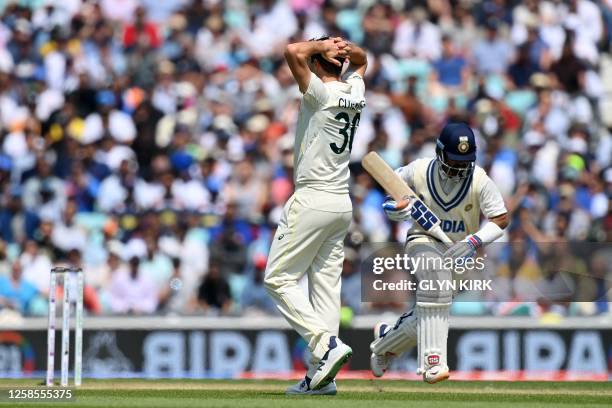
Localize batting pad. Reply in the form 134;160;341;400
416;302;450;374
370;312;417;355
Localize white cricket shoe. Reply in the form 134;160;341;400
423;364;450;384
285;378;337;395
370;322;393;377
309;336;352;390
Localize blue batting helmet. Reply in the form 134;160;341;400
435;122;476;181
436;122;476;161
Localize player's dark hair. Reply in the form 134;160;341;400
309;36;344;77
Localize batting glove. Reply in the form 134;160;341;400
382;196;413;222
443;235;482;259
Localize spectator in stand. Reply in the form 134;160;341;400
363;2;395;56
109;256;158;314
196;259;232;314
550;35;588;96
158;257;190;313
122;6;160;49
507;44;540;89
0;185;39;243
431;35;469;91
210;224;247;278
22;156;66;222
0;261;38;314
241;256;277;315
472;21;514;75
393;7;441;60
20;241;53;294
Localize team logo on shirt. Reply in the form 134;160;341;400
464;204;473;211
457;136;470;153
441;219;466;233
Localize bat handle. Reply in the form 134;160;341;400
430;225;454;246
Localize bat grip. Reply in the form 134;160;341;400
430;225;454;246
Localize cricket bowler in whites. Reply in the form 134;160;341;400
369;122;509;383
264;36;367;395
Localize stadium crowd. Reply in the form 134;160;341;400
0;0;610;319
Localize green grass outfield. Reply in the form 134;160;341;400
0;379;611;408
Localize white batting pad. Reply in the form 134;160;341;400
416;302;450;374
370;312;417;355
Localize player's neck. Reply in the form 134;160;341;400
319;74;341;83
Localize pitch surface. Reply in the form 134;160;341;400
0;379;610;407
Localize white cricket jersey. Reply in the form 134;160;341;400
397;158;507;242
293;71;366;212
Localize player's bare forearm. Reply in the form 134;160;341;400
285;41;325;67
347;43;367;68
489;212;509;230
285;41;326;93
344;42;367;77
284;41;322;92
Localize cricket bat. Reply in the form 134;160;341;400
361;152;453;245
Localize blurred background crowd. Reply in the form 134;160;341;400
0;0;610;319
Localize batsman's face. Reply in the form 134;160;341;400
446;159;469;173
438;157;473;181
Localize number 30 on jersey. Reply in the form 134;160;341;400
330;112;360;154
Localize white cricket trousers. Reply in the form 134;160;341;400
264;193;352;361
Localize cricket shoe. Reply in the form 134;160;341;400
423;364;450;384
370;322;393;377
309;336;352;390
285;378;337;395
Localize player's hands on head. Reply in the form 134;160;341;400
334;37;351;58
322;37;348;66
382;196;413;222
335;38;352;60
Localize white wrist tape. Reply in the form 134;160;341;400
474;221;504;244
